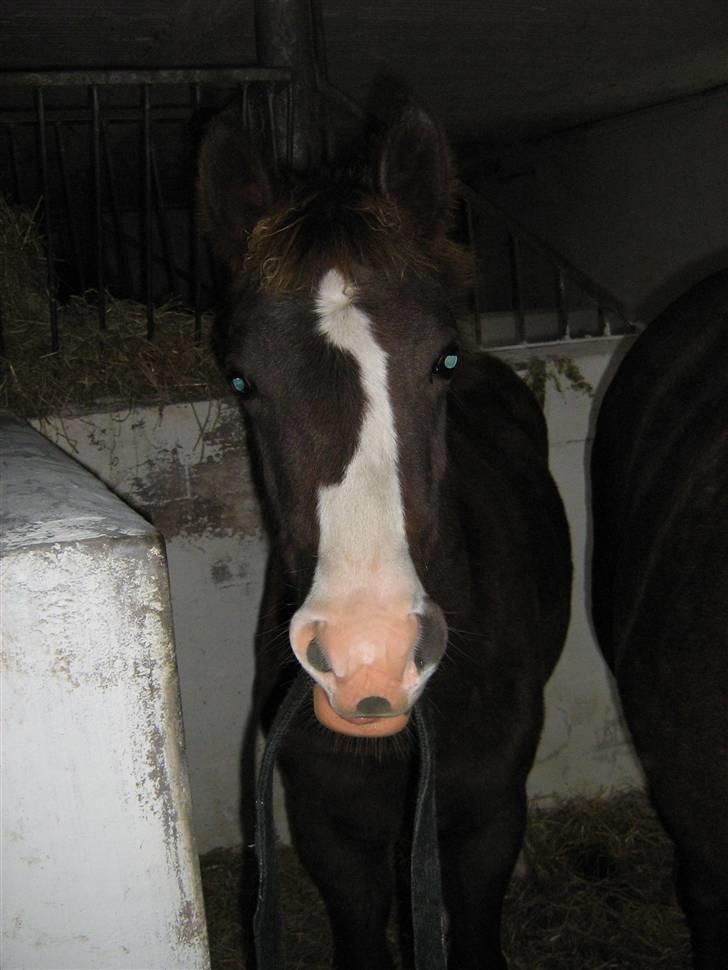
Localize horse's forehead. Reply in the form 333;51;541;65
318;273;446;351
245;271;382;363
238;269;447;389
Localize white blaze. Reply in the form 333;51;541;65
309;269;423;608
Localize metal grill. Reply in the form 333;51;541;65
1;67;633;360
0;67;293;351
461;185;634;350
316;83;636;349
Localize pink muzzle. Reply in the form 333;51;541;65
290;595;446;737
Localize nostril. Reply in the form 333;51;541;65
356;696;393;717
306;636;332;674
413;602;448;672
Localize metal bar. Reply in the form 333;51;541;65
54;121;86;293
461;183;630;324
5;125;22;202
0;293;5;359
1;105;229;126
150;142;177;298
142;83;155;339
555;266;569;340
192;82;203;342
285;81;294;168
494;331;632;365
241;80;250;129
2;70;296;362
254;0;321;169
464;198;483;346
101;119;134;297
508;233;525;344
599;304;609;337
0;71;294;128
266;88;279;173
1;67;293;88
90;86;107;330
34;88;59;352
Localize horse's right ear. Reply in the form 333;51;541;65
197;115;274;273
378;106;454;245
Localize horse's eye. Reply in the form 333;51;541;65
229;372;255;398
432;343;460;380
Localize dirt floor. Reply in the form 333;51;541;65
200;790;691;970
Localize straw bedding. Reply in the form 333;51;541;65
200;790;691;970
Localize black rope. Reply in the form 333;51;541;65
253;669;312;969
411;700;447;970
253;671;447;970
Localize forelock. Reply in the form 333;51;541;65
243;179;463;293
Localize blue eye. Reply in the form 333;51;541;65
229;373;255;398
432;343;460;379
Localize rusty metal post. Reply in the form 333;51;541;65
254;0;323;169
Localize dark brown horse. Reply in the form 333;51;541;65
199;106;571;969
591;271;728;969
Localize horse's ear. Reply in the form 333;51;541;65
197;114;274;273
378;107;454;243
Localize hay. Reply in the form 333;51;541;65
0;195;227;419
503;791;690;969
200;791;691;970
0;195;49;327
1;294;227;419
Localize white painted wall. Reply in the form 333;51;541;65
31;401;267;853
517;338;644;800
1;415;210;969
480;87;728;320
28;335;643;853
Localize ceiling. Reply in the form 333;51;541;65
322;0;728;144
2;0;728;145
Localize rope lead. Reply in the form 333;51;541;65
254;670;446;970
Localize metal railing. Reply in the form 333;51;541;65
0;67;293;352
1;66;634;360
460;185;635;349
317;81;636;349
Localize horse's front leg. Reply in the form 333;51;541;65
280;739;410;970
439;782;528;970
675;848;728;969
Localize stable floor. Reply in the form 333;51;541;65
200;790;691;970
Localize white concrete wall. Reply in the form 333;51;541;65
31;401;267;854
479;86;728;320
516;338;644;801
28;335;643;852
1;415;210;969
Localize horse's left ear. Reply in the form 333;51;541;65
378;107;454;243
197;113;275;273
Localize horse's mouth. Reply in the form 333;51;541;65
313;685;410;737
